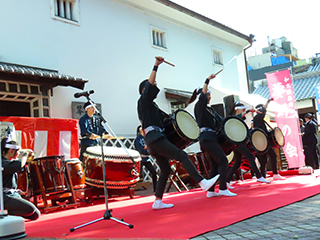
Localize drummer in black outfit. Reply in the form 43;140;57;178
226;102;270;186
134;125;158;192
1;137;40;220
253;98;285;180
190;74;236;197
137;57;220;210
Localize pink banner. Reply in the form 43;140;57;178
266;69;305;168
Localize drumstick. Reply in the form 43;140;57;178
214;69;223;76
155;57;175;67
163;60;175;67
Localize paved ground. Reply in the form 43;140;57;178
24;171;320;240
192;193;320;240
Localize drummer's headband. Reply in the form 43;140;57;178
85;103;96;110
4;138;20;150
235;105;246;110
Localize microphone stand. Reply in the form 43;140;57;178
70;96;133;232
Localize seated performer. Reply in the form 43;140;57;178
79;101;109;163
226;102;270;186
189;74;237;197
134;125;158;192
1;137;40;220
253;98;285;180
137;56;220;210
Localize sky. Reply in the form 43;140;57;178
171;0;319;60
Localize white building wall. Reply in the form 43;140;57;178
0;0;250;136
248;53;272;70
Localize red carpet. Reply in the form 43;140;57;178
25;172;320;239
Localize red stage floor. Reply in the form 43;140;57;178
24;171;320;239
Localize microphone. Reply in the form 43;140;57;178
74;90;94;98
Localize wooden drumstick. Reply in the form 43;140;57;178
155;57;175;67
163;60;175;67
214;69;223;76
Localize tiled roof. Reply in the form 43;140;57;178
253;70;320;101
0;62;88;90
164;88;192;98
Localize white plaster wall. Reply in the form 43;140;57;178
0;0;249;136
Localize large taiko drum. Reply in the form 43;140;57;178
64;159;86;190
247;128;269;155
31;155;66;195
84;146;141;189
217;116;249;155
163;109;200;149
267;127;285;149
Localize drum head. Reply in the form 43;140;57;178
84;146;141;162
274;128;285;147
64;158;80;163
175;110;199;141
251;129;268;152
224;117;248;143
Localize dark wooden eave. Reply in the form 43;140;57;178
0;62;88;90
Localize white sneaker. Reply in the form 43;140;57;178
199;174;220;192
152;200;174;210
206;191;220;198
227;182;234;189
273;174;286;180
219;189;237;197
257;177;270;183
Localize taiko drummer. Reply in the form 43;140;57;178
137;56;220;210
253;98;285;180
188;74;237;197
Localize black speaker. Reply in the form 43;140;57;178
211;103;225;118
223;95;240;116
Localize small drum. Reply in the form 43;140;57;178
84;146;141;189
16;165;31;199
64;159;86;190
218;116;249;155
163;109;200;149
31;155;66;195
267;127;285;149
247;128;268;155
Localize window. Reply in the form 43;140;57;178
150;26;167;50
51;0;80;25
0;80;50;117
212;48;223;66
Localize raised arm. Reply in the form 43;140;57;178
148;56;164;85
202;74;216;94
264;98;274;109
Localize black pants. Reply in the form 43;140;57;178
227;144;262;182
141;159;158;191
79;144;98;165
147;137;203;199
304;144;319;169
4;192;40;220
200;139;228;191
256;146;278;178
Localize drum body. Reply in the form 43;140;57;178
31;155;66;196
217;116;249;155
267;127;285;148
16;165;31;199
84;146;141;189
163;109;200;149
247;128;268;155
64;159;86;189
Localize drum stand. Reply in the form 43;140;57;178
70;98;133;232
